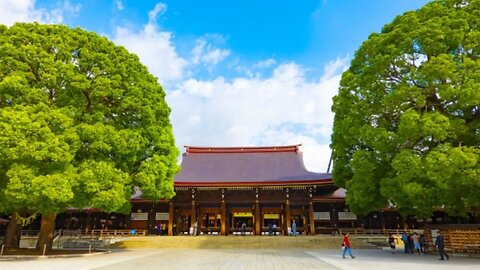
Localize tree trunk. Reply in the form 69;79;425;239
35;213;57;253
4;213;23;248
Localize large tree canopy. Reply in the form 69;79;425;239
332;0;480;217
0;23;179;248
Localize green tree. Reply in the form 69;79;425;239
0;23;179;251
331;0;480;218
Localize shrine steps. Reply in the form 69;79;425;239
114;235;378;250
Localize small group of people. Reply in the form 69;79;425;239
155;223;167;235
395;231;449;260
235;221;248;235
266;220;296;236
343;231;449;261
400;232;427;255
267;222;278;236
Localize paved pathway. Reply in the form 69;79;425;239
0;249;478;270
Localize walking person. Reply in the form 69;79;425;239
435;232;449;260
388;234;396;254
193;221;198;236
272;223;277;236
292;220;297;236
420;234;428;254
342;233;355;259
412;233;421;254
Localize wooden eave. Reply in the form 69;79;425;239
174;181;334;190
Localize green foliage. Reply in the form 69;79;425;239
332;0;480;217
0;23;179;216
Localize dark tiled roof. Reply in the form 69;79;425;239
174;145;332;186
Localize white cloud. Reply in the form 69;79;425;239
115;0;124;11
113;3;187;84
0;0;80;26
114;3;230;84
148;2;166;23
253;58;277;69
168;57;349;172
191;39;231;68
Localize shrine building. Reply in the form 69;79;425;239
128;144;356;236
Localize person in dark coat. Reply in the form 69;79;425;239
241;222;247;236
388;234;396;254
435;232;449;260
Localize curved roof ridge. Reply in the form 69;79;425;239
185;144;302;154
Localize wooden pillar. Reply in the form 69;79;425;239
221;189;227;236
284;188;291;235
255;188;261;236
191;189;196;229
331;207;339;231
308;188;315;235
83;212;91;229
255;202;261;235
168;202;174;236
380;211;386;234
148;205;156;234
309;201;315;235
285;202;291;235
221;201;227;236
230;212;234;234
197;207;202;234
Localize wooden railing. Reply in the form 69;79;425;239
338;228;365;235
80;229;148;236
337;228;424;236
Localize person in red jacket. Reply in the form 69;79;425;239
342;233;355;258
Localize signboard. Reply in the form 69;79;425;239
263;214;280;219
130;213;148;221
233;212;253;217
338;212;357;220
314;212;330;221
155;212;169;220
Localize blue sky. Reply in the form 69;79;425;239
1;0;432;172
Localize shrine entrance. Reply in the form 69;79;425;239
231;211;253;235
263;213;281;235
261;206;283;235
177;210;191;235
289;207;309;235
200;207;221;235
